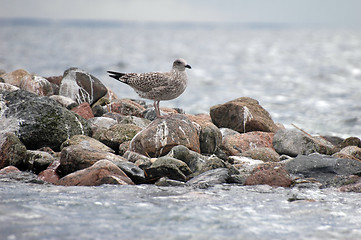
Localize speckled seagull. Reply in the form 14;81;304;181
108;58;191;118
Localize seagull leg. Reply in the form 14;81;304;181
154;100;161;118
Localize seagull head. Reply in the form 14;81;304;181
173;58;191;71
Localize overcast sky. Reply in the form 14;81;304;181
1;0;361;27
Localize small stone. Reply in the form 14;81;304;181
0;166;21;174
71;102;94;120
167;145;207;173
187;168;231;188
109;98;145;117
0;132;27;169
155;177;186;187
240;147;280;162
38;160;60;184
245;162;292;187
25;150;56;174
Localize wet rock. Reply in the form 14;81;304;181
145;156;192;182
245;162;292;187
60;134;114;153
0;132;27;169
333;146;361;161
109;98;145;117
57;160;134;186
0;82;19;92
0;166;21;174
71;102;94;120
0;90;90;151
187;114;222;154
93;123;142;153
285;154;361;183
38;159;61;184
273;129;336;157
167;145;207;173
49;95;78;109
210;97;278;133
240;147;280;162
87;117;117;134
130;114;200;157
220;129;274;155
187;168;232;188
59;67;107;105
155;177;187;187
58;144;128;176
25;150;56;174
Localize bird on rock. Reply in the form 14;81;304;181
108;58;191;118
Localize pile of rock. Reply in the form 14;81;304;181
1;68;361;192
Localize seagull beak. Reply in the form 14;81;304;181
185;64;192;69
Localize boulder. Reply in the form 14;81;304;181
210;97;278;133
109;98;145;117
60;135;114;153
92;123;142;153
333;146;361;161
340;178;361;192
285;154;361;183
273;129;336;157
59;67;107;105
245;162;292;187
57;160;134;186
145;156;192;182
339;137;361;149
220;129;274;155
0;90;90;151
71;102;94;120
0;132;27;169
119;115;151;129
129;114;200;157
198;155;239;176
240;147;280;162
24;150;56;174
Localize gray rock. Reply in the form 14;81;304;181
0;90;90;151
285;153;361;183
167;145;207;173
87;117;117;134
155;177;186;187
60;134;115;153
49;95;78;109
187;168;244;188
25;150;56;174
273;129;336;157
112;160;145;184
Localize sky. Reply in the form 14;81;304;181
1;0;361;27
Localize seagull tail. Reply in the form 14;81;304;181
107;71;128;83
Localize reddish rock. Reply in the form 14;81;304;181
221;130;274;156
46;76;63;86
109;98;145;117
38;160;61;184
129;114;200;157
240;147;280;162
0;166;21;174
210;97;279;133
245;162;292;187
57;160;134;186
71;102;94;120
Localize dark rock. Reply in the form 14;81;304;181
118;141;130;156
245;162;292;187
93;123;142;153
129;114;200;157
198;155;239;176
109;98;145;117
60;135;114;153
339;137;361;149
167;145;207;173
46;75;63;86
0;132;27;169
220;129;274;156
285;154;361;183
0;90;90;151
71;102;94;120
57;160;134;186
240;147;280;162
322;175;361;188
114;161;146;184
25;150;56;174
187;168;232;188
145;156;192;182
155;177;187;187
59;67;107;105
210;97;278;133
273;129;336;157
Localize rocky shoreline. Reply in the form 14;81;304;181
1;68;361;192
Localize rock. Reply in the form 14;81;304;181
92;123;142;153
273;129;336;157
49;95;78;109
87;117;117;134
0;90;91;151
123;150;151;163
37;159;61;184
60;135;114;153
0;82;19;92
339;137;361;149
19;74;54;96
285;154;361;183
240;147;280;162
114;161;146;184
220;129;274;155
340;178;361;192
230;156;264;175
145;156;192;182
119;115;151;129
187;114;222;154
198;155;239;176
46;75;63;86
59;67;107;105
187;168;232;188
57;160;134;186
333;146;361;161
0;69;29;86
167;145;207;173
109;98;145;117
0;166;21;174
210;97;278;133
322;175;361;188
0;132;27;169
155;177;187;187
25;150;56;174
118;141;131;156
129;114;200;157
71;102;94;120
245;162;292;187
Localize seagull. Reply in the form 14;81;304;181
108;58;191;118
